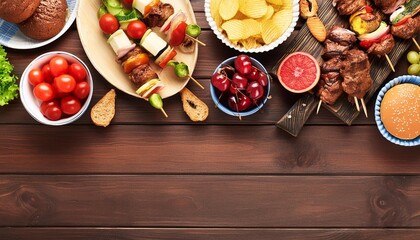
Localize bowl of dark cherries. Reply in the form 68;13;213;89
210;54;270;118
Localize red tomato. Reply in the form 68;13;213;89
50;56;69;77
170;21;187;46
61;96;81;115
73;81;90;100
44;106;62;121
68;62;87;82
28;68;44;86
122;0;133;7
99;13;119;35
40;100;59;116
54;74;76;93
41;64;54;83
127;20;147;39
33;83;55;101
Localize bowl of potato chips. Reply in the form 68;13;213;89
205;0;299;53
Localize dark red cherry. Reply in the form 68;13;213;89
227;95;238;111
246;81;264;100
257;71;268;87
247;67;260;81
229;84;240;95
234;54;252;75
237;94;252;111
211;73;230;92
232;73;248;90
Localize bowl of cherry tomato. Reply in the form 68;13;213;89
210;55;271;118
20;51;93;126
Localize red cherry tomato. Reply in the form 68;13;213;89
40;100;59;116
127;20;147;40
170;21;187;46
50;56;69;77
68;62;87;82
61;96;81;115
28;68;44;86
99;13;119;35
33;83;55;101
54;74;76;93
44;106;62;121
73;81;90;100
41;64;54;83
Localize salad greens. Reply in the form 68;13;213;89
0;45;19;106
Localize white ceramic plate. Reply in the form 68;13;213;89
204;0;299;53
0;0;79;49
77;0;198;99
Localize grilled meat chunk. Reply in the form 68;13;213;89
321;57;345;73
367;34;395;57
391;16;420;39
129;64;158;86
341;49;373;99
317;76;343;105
322;39;352;59
333;0;367;15
327;26;357;46
143;3;174;28
117;46;147;64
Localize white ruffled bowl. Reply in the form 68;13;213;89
374;75;420;146
204;0;300;53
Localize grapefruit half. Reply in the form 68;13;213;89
277;52;320;93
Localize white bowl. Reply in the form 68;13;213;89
374;75;420;146
204;0;300;53
20;51;93;126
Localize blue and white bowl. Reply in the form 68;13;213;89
375;75;420;146
210;56;270;118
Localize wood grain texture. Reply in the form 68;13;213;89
0;125;419;174
1;228;420;240
0;175;419;227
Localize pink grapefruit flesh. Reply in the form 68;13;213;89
277;52;320;93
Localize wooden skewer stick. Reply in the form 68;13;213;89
188;75;205;90
354;96;360;112
412;37;420;51
385;54;395;72
316;99;322;114
186;35;206;46
160;108;168;118
360;98;368;118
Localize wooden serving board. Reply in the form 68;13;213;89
272;0;412;137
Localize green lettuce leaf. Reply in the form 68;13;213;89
0;45;19;106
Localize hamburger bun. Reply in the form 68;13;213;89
18;0;68;40
380;83;420;140
0;0;41;23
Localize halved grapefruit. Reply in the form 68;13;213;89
277;52;320;93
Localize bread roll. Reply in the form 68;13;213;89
0;0;41;23
380;83;419;140
18;0;68;40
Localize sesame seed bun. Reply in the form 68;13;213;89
380;83;420;140
18;0;68;40
0;0;41;23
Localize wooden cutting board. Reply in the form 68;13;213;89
271;0;411;137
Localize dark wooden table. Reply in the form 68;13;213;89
1;1;420;239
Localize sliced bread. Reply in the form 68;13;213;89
180;88;208;122
91;89;116;127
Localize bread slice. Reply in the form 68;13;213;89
91;89;116;127
180;88;208;122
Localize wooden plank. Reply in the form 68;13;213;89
1;228;420;240
0;125;419;174
0;175;419;227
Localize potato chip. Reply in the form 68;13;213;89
238;0;268;19
272;9;293;36
219;0;239;20
233;11;248;20
266;0;283;6
221;19;244;41
210;0;222;19
281;0;293;10
259;5;274;21
239;37;262;49
242;19;261;38
261;19;282;44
